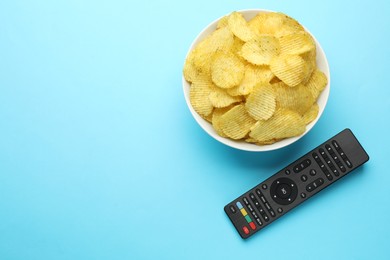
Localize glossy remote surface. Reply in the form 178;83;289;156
224;129;369;239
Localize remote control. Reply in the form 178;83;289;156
224;129;369;239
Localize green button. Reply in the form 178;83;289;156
245;215;252;223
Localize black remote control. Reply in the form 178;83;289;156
224;129;369;239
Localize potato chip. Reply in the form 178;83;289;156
211;51;245;89
305;70;328;100
219;104;256;139
193;26;234;74
228;12;257;42
189;81;214;117
240;36;280;65
249;109;306;142
302;103;319;125
248;12;285;35
246;83;276;120
209;85;242;108
183;49;199;83
274;15;305;37
227;65;274;96
301;48;317;84
273;82;314;115
217;15;229;29
246;138;279;145
270;54;308;87
212;106;233;137
279;32;315;55
231;37;245;57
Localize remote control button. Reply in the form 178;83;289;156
316;178;324;185
262;184;267;190
306;184;313;192
330;166;340;177
301;174;308;182
269;210;276;217
310;169;317;176
255;218;263;226
243;197;250;206
249;222;256;230
293;159;311;173
236;201;243;209
247;204;254;213
336;147;353;168
285;169;291;175
270;178;298;205
313;152;320;161
257;206;265;214
251;210;259;219
275;183;292;199
240;208;248;216
229;205;237;214
301;192;306;198
260;196;267;204
277;208;283;213
332;140;341;150
262;214;269;222
245;215;252;223
345;159;353;168
325;144;334;155
339;164;346;172
242;226;250;235
264;202;272;211
306;178;324;192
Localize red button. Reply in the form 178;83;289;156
249;222;256;230
242;226;250;235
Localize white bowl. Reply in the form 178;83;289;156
182;9;330;152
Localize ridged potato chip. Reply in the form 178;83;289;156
305;70;328;100
209;85;242;108
217;15;229;29
274;15;305;37
248;12;285;35
212;106;234;137
189;81;214;117
227;65;274;96
228;12;257;42
211;51;245;89
240;36;280;65
301;48;317;84
219;104;256;139
270;54;308;87
246;83;276;120
249;109;306;142
302;103;319;125
273;82;314;115
279;32;315;55
193;26;234;74
245;137;279;145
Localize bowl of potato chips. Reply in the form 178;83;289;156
183;9;330;151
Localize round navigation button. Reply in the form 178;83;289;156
275;183;291;199
270;178;298;205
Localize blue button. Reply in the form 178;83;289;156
236;201;243;209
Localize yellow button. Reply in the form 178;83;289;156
240;208;247;216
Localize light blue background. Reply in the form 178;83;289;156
1;0;389;259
